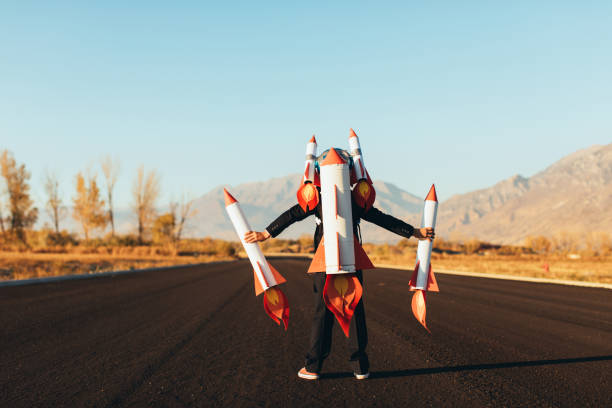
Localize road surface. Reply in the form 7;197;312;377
1;258;610;407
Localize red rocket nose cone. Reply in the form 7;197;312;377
425;184;438;202
320;147;347;166
309;135;317;143
223;188;238;206
349;128;357;138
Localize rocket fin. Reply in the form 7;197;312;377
350;165;357;185
426;264;439;292
365;169;373;185
267;262;287;286
353;236;375;270
308;237;327;273
409;262;439;292
409;261;419;290
253;269;265;296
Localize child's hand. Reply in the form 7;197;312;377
244;230;271;243
413;227;435;241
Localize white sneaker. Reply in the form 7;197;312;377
354;372;370;380
298;367;320;380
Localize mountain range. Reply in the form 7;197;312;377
189;143;612;244
47;143;611;245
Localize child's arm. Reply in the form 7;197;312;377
361;207;435;240
244;204;315;243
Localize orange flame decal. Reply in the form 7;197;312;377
411;290;430;333
352;179;376;211
322;274;362;337
263;287;290;330
297;182;320;212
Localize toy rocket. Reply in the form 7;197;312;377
409;184;440;332
224;188;290;330
307;148;374;336
297;136;320;212
348;129;376;211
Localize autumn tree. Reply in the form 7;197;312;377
525;235;551;254
72;172;106;241
132;165;160;243
0;150;38;243
0;198;5;237
44;170;65;234
152;212;176;244
101;155;120;237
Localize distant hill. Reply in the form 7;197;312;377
437;143;612;244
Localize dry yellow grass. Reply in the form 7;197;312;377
0;251;235;281
365;251;612;284
2;241;611;285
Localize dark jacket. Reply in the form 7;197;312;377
266;199;415;250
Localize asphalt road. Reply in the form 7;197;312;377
1;258;611;407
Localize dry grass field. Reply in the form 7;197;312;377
368;252;612;284
1;235;610;284
0;251;235;281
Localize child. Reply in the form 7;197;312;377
245;149;434;380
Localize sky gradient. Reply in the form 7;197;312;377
1;1;611;218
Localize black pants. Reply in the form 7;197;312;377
304;271;369;374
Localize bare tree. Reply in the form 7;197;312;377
44;170;64;234
0;198;5;237
132;165;160;243
174;194;197;241
0;150;38;243
72;172;106;241
101;155;120;237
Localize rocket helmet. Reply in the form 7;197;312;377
315;148;354;174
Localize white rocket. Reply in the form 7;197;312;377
297;136;320;212
409;184;440;332
348;128;376;210
307;148;374;274
303;135;318;184
224;188;290;329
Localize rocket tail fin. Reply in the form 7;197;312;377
409;262;440;292
253;269;265;296
365;169;373;185
308;237;326;273
350;166;357;185
427;264;439;292
267;262;287;286
409;261;419;289
353;236;375;270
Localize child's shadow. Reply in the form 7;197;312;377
320;355;612;380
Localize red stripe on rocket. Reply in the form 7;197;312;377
297;135;320;212
408;184;440;332
224;188;290;330
348;129;376;211
306;148;374;337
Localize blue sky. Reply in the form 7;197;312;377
1;1;611;216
